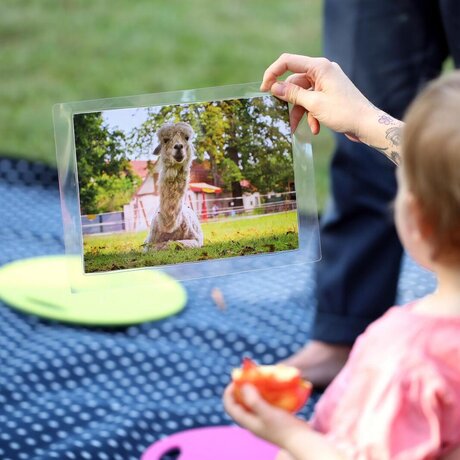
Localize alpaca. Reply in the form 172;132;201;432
143;122;204;251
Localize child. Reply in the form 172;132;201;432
223;54;460;460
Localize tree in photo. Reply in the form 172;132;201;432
74;112;141;215
129;96;293;203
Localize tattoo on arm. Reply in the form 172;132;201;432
375;114;403;165
385;126;402;165
378;114;396;126
390;151;401;165
366;112;403;165
385;127;401;147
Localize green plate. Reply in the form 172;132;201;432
0;255;187;326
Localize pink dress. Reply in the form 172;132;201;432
311;303;460;459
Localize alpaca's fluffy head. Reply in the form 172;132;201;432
155;122;195;168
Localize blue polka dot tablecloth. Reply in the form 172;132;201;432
0;158;436;460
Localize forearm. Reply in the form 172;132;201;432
358;107;404;166
281;425;346;460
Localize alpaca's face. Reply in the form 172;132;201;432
156;122;195;167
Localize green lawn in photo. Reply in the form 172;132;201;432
83;211;299;272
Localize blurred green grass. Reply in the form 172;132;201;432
0;0;333;209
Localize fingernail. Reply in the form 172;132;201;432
272;82;287;97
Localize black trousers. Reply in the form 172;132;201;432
312;0;460;344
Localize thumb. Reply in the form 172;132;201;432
271;81;317;112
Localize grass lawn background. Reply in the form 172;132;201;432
1;0;333;210
84;211;299;272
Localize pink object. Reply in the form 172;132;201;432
141;426;279;460
312;303;460;459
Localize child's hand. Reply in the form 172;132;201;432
261;53;377;141
224;382;347;460
223;382;310;449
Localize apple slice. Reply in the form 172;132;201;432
231;358;312;412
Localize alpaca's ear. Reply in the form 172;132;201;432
153;145;161;157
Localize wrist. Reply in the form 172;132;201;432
283;426;347;460
279;420;311;455
355;104;382;145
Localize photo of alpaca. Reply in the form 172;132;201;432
76;95;302;273
143;122;204;251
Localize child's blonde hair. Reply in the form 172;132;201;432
403;71;460;262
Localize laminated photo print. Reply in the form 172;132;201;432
54;83;320;282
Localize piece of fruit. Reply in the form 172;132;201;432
231;357;312;413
